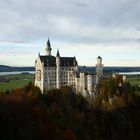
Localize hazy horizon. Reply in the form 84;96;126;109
1;64;140;68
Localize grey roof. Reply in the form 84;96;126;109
39;55;78;67
40;56;56;66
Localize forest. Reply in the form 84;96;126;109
0;77;140;140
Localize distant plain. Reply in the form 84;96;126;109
0;73;140;95
0;74;34;92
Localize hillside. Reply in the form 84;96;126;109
0;83;140;140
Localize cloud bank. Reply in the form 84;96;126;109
0;0;140;66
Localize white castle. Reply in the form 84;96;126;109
35;39;104;95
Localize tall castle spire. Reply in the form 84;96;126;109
45;38;52;56
56;49;60;57
56;49;60;89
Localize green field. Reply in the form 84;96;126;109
0;74;34;92
127;75;140;85
0;73;140;94
127;75;140;95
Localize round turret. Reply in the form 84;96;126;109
96;56;104;82
97;56;102;65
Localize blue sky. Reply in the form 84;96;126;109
0;0;140;66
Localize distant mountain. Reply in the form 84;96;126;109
0;65;140;73
0;65;35;72
79;66;140;73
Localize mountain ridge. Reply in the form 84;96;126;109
0;65;140;73
0;65;35;72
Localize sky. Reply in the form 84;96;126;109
0;0;140;67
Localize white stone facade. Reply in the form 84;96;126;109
35;40;104;94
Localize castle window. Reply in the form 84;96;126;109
36;70;41;81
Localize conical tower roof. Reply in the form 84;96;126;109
46;38;51;48
56;49;60;57
45;38;52;56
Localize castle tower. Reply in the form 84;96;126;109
45;38;52;56
87;75;93;94
96;56;103;79
56;49;61;89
